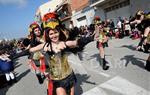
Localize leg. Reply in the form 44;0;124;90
99;46;109;70
145;55;150;71
5;73;10;81
56;87;67;95
9;72;15;80
143;44;149;53
34;60;44;84
99;46;105;59
70;86;75;95
5;73;12;85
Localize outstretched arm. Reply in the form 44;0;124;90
65;40;77;48
10;43;44;60
65;36;94;48
29;43;44;52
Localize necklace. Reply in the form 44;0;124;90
52;42;60;53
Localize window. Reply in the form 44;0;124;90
77;16;86;21
104;0;130;12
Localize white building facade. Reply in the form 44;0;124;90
72;0;150;27
35;0;150;28
71;7;95;27
35;0;64;24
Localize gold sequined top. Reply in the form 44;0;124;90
32;51;42;60
46;52;72;80
147;33;150;44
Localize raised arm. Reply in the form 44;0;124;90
65;40;77;48
11;43;44;60
65;36;94;48
144;27;150;37
29;43;44;52
130;19;141;25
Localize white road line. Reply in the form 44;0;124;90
87;68;111;78
100;76;149;95
98;72;110;78
82;76;149;95
82;87;108;95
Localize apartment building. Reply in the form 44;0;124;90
35;0;65;25
71;0;150;27
70;0;93;27
90;0;150;26
35;0;150;27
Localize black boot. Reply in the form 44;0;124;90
12;78;17;83
143;44;149;53
36;73;44;84
7;80;13;85
101;59;109;70
47;89;48;95
145;60;150;71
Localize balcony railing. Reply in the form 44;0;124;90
90;0;106;7
90;0;104;4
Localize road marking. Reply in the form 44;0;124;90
82;86;108;95
98;72;110;77
100;76;149;95
83;58;111;78
87;68;111;78
82;76;149;95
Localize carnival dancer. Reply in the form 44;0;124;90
138;12;150;71
12;12;93;95
93;16;109;70
27;22;46;84
136;12;150;53
130;11;145;50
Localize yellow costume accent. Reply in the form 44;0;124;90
32;51;42;60
43;21;59;29
147;33;150;44
47;53;72;80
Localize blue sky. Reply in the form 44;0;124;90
0;0;48;40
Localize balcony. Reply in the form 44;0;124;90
56;3;72;21
90;0;106;7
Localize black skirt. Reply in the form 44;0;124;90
52;72;77;94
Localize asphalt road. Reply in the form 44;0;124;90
0;37;150;95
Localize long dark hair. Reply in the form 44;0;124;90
30;26;43;47
44;25;68;43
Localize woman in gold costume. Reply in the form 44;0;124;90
12;12;93;95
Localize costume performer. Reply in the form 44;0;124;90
27;22;46;84
93;16;109;70
12;12;93;95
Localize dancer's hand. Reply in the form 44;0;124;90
58;42;66;50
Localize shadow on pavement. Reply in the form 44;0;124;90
120;45;136;51
13;59;22;69
16;69;30;82
89;53;111;66
75;74;96;95
120;55;145;69
14;63;22;69
88;53;100;62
